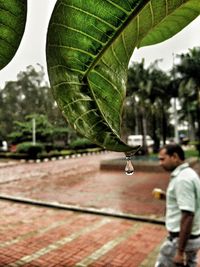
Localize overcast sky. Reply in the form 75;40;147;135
0;0;199;88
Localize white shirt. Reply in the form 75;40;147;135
166;163;200;235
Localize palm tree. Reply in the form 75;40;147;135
175;47;200;153
146;63;172;150
126;60;151;154
126;60;172;153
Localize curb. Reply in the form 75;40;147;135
100;157;199;172
0;150;108;167
0;194;165;225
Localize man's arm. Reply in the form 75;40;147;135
173;210;194;265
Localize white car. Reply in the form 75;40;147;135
127;135;154;147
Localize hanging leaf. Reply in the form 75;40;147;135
0;0;27;70
138;0;200;47
46;0;200;152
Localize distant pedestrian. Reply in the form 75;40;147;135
155;144;200;267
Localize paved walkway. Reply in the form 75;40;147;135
0;200;166;267
0;152;167;220
0;152;200;266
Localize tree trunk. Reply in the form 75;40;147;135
196;87;200;156
188;112;196;141
152;113;160;153
161;107;167;145
141;107;148;155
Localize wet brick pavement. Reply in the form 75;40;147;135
0;200;166;267
0;152;200;266
0;152;167;219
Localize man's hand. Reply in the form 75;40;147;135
152;188;166;200
173;251;186;266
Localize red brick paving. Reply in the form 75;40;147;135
0;200;199;267
0;152;200;266
0;200;166;267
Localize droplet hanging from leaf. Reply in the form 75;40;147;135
46;0;200;152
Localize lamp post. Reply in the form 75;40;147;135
173;97;179;143
134;95;139;135
32;118;36;145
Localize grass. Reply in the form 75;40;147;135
184;149;199;159
150;148;199;160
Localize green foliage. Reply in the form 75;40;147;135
42;150;72;158
69;138;98;150
189;141;200;153
0;65;67;139
0;1;27;70
151;148;199;159
138;0;200;48
8;114;70;145
126;61;172;150
0;0;200;152
0;152;28;160
16;142;44;158
175;47;200;151
46;0;200;152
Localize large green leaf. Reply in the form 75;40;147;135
0;0;27;70
138;0;200;47
46;0;200;152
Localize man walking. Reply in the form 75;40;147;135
155;144;200;267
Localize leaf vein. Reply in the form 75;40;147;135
149;1;154;27
48;44;96;58
51;23;104;45
165;0;169;16
122;33;129;59
111;45;126;71
106;0;129;14
0;36;14;50
136;15;140;46
60;2;117;30
89;73;122;99
49;64;85;76
53;81;85;89
88;119;106;133
74;109;98;125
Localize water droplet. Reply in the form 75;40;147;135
125;158;134;175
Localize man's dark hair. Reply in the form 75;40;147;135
161;144;185;161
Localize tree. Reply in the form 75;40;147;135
1;1;200;152
0;65;67;140
175;47;200;149
8;114;69;146
144;62;173;149
126;60;172;152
